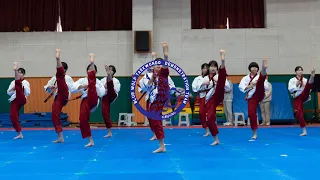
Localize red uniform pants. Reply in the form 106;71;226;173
102;80;118;129
79;71;98;139
205;67;227;136
147;68;170;139
199;97;207;128
293;81;312;128
52;66;69;133
10;79;26;132
247;72;266;130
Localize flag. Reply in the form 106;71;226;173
226;17;229;29
56;16;62;32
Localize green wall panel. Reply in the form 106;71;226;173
0;78;24;113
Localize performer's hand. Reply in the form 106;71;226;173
10;86;15;91
46;85;55;91
56;49;61;59
79;84;88;90
152;52;157;59
202;81;210;86
296;80;301;86
311;68;315;77
153;72;158;78
247;84;254;89
250;81;257;85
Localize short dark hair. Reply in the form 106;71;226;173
18;68;26;75
61;62;68;71
208;60;218;68
248;62;259;71
295;66;303;72
155;58;164;61
86;64;97;72
201;63;209;69
109;65;116;74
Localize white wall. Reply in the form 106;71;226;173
0;31;132;77
153;0;320;75
0;0;319;77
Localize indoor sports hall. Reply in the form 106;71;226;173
0;0;319;179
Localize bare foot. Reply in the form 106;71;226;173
261;57;268;76
152;147;166;153
220;49;225;61
251;135;257;140
13;62;18;71
85;141;94;147
203;132;210;137
56;49;61;59
52;137;64;143
89;53;95;64
262;57;268;69
87;53;95;72
104;133;112;138
300;132;307;136
300;127;307;136
309;68;316;84
13;134;23;140
251;130;258;140
149;136;157;141
210;140;220;146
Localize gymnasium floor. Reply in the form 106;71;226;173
0;126;319;180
